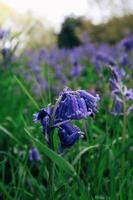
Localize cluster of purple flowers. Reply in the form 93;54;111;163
19;34;133;99
108;65;133;115
33;88;100;153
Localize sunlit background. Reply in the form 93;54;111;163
1;0;133;31
1;0;133;49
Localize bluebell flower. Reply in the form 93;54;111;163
124;88;133;100
58;122;84;152
29;148;41;161
108;66;125;96
33;106;52;140
109;66;123;82
127;105;133;114
96;52;116;66
121;36;133;51
33;88;100;152
70;62;82;77
33;106;51;123
57;94;86;120
112;99;122;116
109;78;119;93
77;90;100;115
119;53;129;66
55;88;97;121
108;65;133;116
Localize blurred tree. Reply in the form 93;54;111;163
58;14;133;46
58;16;81;48
89;14;133;44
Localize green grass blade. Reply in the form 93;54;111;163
14;75;39;109
72;144;99;165
0;125;21;145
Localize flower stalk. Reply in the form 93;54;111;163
33;87;100;199
47;127;55;200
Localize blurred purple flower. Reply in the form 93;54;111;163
96;52;116;66
124;88;133;100
0;28;9;40
70;62;82;77
108;65;133;115
119;53;129;66
29;148;41;161
81;31;89;44
121;36;133;51
127;105;133;114
112;99;122;116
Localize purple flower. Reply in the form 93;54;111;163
0;28;9;40
33;87;100;152
55;94;89;121
70;62;82;77
77;90;100;115
96;52;116;66
81;31;89;44
121;36;133;51
33;106;52;138
58;122;84;152
112;99;122;116
29;148;41;161
124;88;133;100
109;66;123;82
108;65;133;116
55;88;98;121
127;105;133;114
119;53;129;66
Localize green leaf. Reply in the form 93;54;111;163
0;182;14;200
72;144;99;165
0;125;21;145
14;75;39;109
25;128;76;176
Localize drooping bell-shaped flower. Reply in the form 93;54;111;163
58;122;84;152
33;106;52;136
77;90;100;115
55;88;94;122
33;87;100;152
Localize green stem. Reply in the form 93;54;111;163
46;93;63;199
47;128;55;200
121;95;127;189
122;99;126;141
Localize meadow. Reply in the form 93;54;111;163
0;29;133;200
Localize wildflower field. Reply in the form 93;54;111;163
0;28;133;200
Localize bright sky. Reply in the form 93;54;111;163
2;0;133;32
2;0;91;31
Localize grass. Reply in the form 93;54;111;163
0;60;133;200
